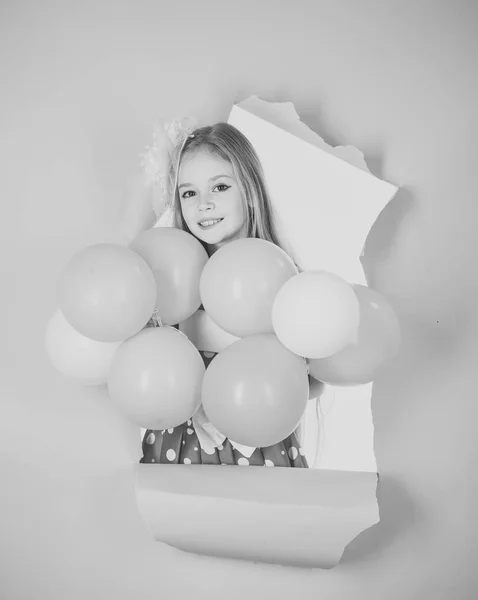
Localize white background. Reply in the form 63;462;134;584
1;1;475;598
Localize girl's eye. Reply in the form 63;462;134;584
214;184;230;192
181;184;229;200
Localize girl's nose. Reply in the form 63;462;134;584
198;193;214;209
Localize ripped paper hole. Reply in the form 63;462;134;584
139;96;398;567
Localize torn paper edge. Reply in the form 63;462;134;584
135;465;379;569
136;96;399;567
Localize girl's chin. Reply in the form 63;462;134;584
197;233;225;246
194;224;225;240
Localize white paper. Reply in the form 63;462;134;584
135;465;379;569
228;98;398;472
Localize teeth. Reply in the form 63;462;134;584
200;219;222;227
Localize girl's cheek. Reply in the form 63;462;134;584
184;208;196;226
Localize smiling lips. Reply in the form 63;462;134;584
198;218;224;228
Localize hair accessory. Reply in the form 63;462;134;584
139;116;197;213
164;117;197;147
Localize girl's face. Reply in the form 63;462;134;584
177;151;248;254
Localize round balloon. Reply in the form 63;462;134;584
309;284;401;385
129;227;209;325
45;309;121;385
107;326;205;430
272;270;360;359
179;308;240;354
201;334;309;447
200;238;298;337
57;243;156;342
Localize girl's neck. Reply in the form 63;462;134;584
207;241;226;256
206;244;217;257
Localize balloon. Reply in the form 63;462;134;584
129;227;209;325
201;334;309;447
58;243;156;342
272;271;360;359
200;238;298;337
308;284;401;385
45;309;121;385
179;308;240;353
107;326;205;430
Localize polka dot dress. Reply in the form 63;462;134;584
141;418;308;468
140;319;308;468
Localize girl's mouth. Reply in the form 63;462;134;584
198;218;224;229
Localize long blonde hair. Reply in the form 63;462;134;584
169;122;298;262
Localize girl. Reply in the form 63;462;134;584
121;122;323;467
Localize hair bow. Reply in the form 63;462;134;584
139;116;197;214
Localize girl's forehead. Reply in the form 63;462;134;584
179;150;233;178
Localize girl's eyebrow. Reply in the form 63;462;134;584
210;174;233;181
178;175;233;190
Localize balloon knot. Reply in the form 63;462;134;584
151;309;163;327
